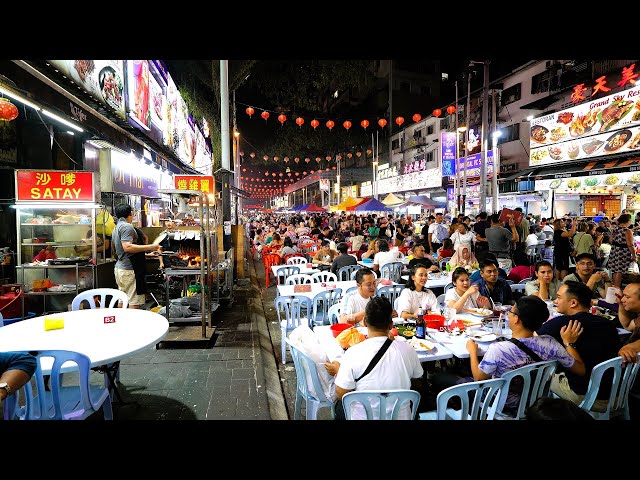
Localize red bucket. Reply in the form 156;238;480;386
0;284;23;320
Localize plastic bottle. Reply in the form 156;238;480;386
416;307;425;339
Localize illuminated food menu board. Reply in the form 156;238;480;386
530;86;640;166
49;60;126;119
126;60;150;130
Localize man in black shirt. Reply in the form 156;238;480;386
473;211;490;261
421;216;434;240
407;243;439;271
537;281;620;409
330;242;358;276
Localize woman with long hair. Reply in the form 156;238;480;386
609;213;636;288
396;266;438;319
553;218;577;280
445;267;485;312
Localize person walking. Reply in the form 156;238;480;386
609;213;636;289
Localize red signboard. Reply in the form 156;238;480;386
174;175;214;194
15;170;95;202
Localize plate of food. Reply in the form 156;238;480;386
549;179;563;190
604;129;632;152
409;337;437;352
530;125;549;144
599;98;635;132
581;139;605;155
604;174;621;186
567;142;580;159
548;145;563;160
98;66;124;110
530;148;548;164
567;179;581;189
549;126;567;142
464;307;493;317
467;331;498;342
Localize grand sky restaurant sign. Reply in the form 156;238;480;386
16;170;95;202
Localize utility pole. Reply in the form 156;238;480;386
462;66;472;215
454;80;459;216
491;88;499;214
219;60;232;251
479;60;490;214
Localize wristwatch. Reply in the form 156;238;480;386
0;382;12;396
564;343;578;349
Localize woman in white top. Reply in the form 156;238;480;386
396;266;437;319
525;225;541;249
449;223;476;250
444;267;484;313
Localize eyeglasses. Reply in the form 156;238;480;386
360;282;377;287
577;262;594;266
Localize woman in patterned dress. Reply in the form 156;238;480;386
608;213;636;289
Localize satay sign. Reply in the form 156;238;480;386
15;170;94;202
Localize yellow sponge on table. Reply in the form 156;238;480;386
44;317;65;331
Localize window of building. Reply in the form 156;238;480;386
495;123;520;145
414;129;423;139
531;71;551;95
426;124;434;136
392;139;400;150
426;150;435;163
400;81;411;92
420;85;431;95
501;83;521;106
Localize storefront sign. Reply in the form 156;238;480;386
360;181;372;197
441;131;457;176
378;167;444;195
570;63;638;103
404;159;426;175
127;60;151;130
110;150;159;197
319;179;330;191
454;151;494;177
379;165;398;179
174;175;214;193
16;170;94;202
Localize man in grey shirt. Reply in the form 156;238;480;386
111;203;161;308
485;213;519;259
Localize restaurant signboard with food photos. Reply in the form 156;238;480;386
48;60;126;119
529;85;640;167
535;170;640;195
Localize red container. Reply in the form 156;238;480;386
424;314;445;329
330;323;352;337
0;284;23;319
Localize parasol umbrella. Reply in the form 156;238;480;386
405;195;446;209
332;196;362;211
354;198;393;211
346;197;371;211
291;204;309;211
381;193;404;206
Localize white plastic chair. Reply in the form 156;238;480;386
342;389;421;420
419;378;507;420
444;283;454;293
285;338;335;420
377;284;405;310
311;271;338;283
274;295;312;364
494;360;559;420
436;293;446;311
285;274;313;285
577;353;640;420
71;288;128;310
286;256;307;265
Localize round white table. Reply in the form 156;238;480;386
0;308;169;369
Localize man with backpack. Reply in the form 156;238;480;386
427;212;449;254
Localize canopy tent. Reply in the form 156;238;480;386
381;193;404;206
291;204;309;211
330;196;361;211
345;197;372;211
404;195;446;209
301;203;326;212
354;198;393;211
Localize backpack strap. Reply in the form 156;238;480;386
508;338;543;362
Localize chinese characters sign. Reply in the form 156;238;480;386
570;63;638;103
16;170;94;202
174;175;214;193
441;131;457;176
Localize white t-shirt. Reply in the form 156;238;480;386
396;288;438;315
444;288;480;311
335;336;423;420
450;231;476;250
343;292;371;323
373;250;399;270
428;221;449;243
526;233;540;248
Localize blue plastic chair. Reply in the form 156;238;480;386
311;271;338;283
578;354;640;420
285;274;313;285
436;294;446;311
337;264;362;281
419;378;507;420
378;284;405;310
5;350;113;420
285;338;335;420
439;257;452;271
274;295;312;364
71;288;128;310
495;360;559;420
327;303;343;325
342;389;421;420
310;288;343;328
275;265;300;285
444;283;454;293
380;262;403;283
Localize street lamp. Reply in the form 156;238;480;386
456;125;468;214
491;130;502;214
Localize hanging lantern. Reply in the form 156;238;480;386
263;155;269;161
265;172;269;176
332;166;337;170
295;117;304;127
245;106;255;118
343;120;352;131
295;157;300;164
261;111;270;121
361;119;369;130
412;113;422;123
283;156;289;163
347;153;353;158
304;157;310;163
311;119;319;129
325;156;332;161
279;173;283;177
378;118;387;128
395;116;404;126
432;109;442;117
273;156;279;162
366;149;372;155
356;151;362;157
447;105;456;115
278;114;286;125
336;155;342;161
0;98;18;121
316;157;321;163
250;152;255;158
326;120;335;130
242;168;247;172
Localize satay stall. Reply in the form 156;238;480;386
13;169;115;316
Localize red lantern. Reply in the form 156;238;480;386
263;155;269;161
378;118;387;128
278;114;286;125
395;116;404;126
412;113;422;123
447;105;456;115
316;157;321;163
356;151;362;157
261;111;270;121
366;149;372;155
250;152;255;158
295;157;300;164
245;107;255;118
304;157;310;163
295;117;304;127
343;120;352;131
336;155;342;161
273;156;279;162
326;120;335;130
0;98;18;121
432;109;442;117
283;156;289;163
347;153;353;158
311;119;319;129
361;119;369;130
325;156;331;161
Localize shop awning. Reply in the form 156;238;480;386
503;156;640;182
